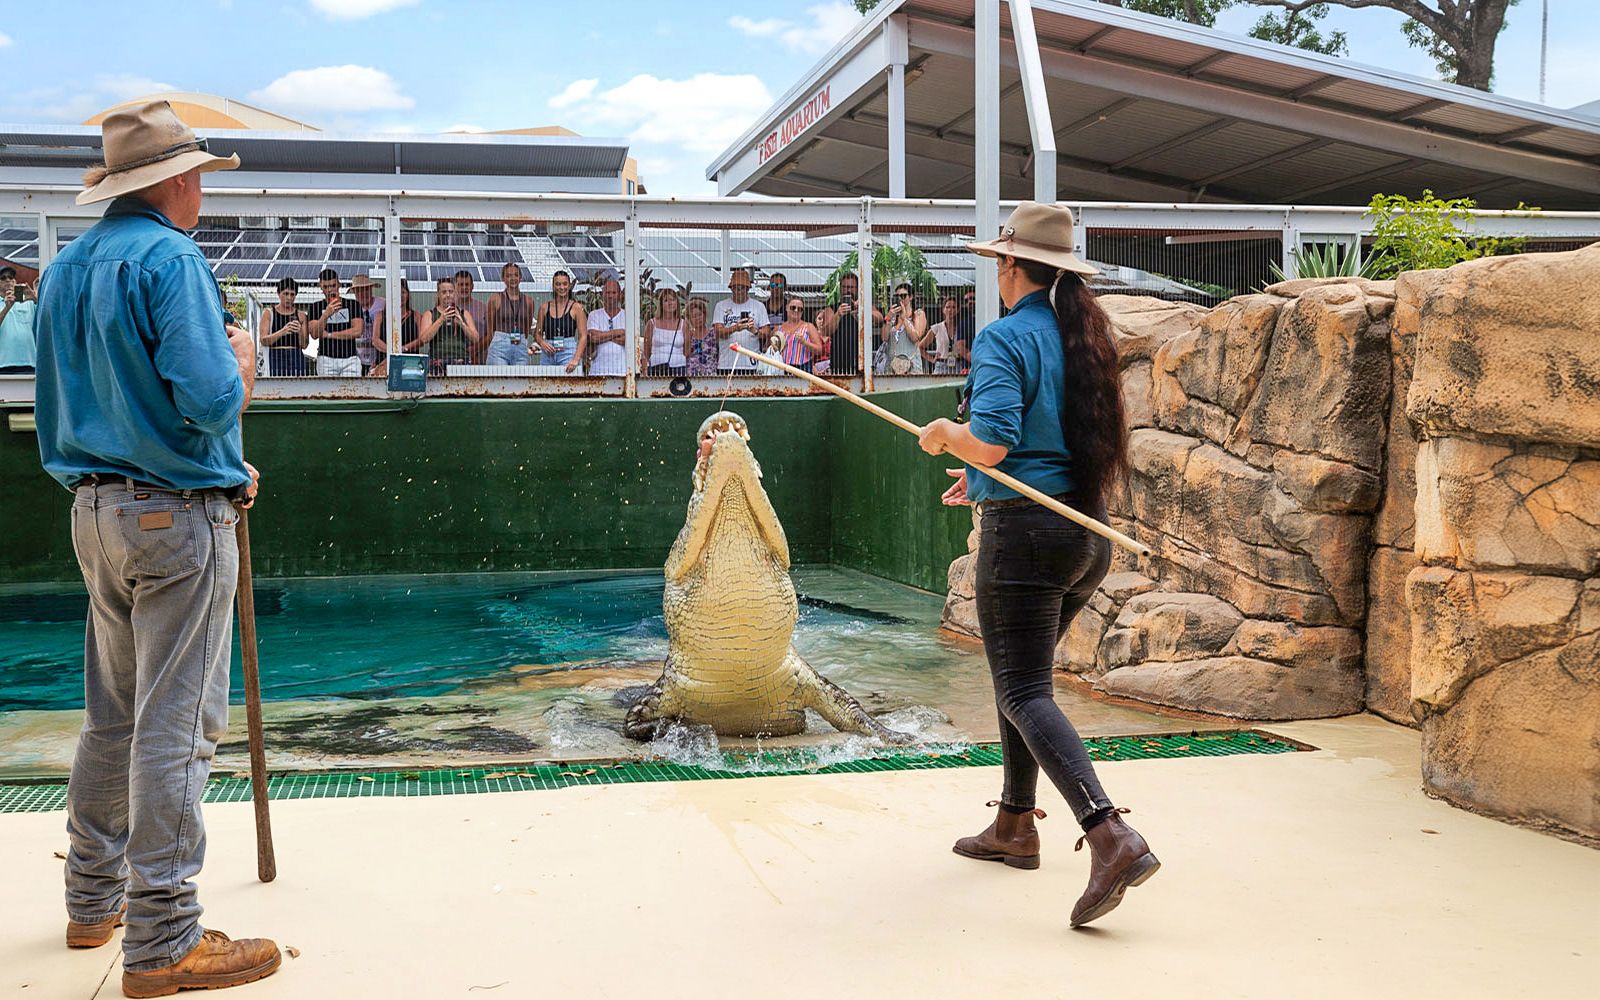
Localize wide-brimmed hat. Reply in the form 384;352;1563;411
77;100;240;206
349;274;375;290
966;202;1097;276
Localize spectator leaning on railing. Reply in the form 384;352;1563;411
713;267;769;372
878;281;930;375
419;275;479;374
349;273;382;373
370;278;419;378
453;269;488;364
684;296;717;375
926;293;962;375
763;271;788;327
644;287;687;377
307;268;364;377
776;293;823;373
586;277;627;376
258;277;308;377
485;262;535;367
538;269;584;368
817;270;881;377
0;265;38;373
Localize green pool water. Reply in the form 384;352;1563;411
0;567;1220;777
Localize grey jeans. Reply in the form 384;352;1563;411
65;481;239;971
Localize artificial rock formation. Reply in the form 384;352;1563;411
943;282;1394;720
1405;244;1600;841
939;248;1600;840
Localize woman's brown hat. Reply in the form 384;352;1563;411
966;202;1097;276
77;101;240;206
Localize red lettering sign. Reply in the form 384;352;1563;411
757;84;832;166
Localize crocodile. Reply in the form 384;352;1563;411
623;411;908;743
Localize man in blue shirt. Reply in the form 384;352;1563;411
34;101;282;996
0;266;36;372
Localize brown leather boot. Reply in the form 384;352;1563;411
121;929;281;998
952;800;1045;870
66;905;125;948
1069;808;1160;928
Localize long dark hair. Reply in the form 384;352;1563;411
1013;259;1128;507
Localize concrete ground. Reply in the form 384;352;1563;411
3;715;1594;999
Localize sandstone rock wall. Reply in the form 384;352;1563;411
1404;244;1600;841
942;282;1396;720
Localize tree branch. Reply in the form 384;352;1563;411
1242;1;1457;45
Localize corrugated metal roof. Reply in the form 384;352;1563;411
0;125;630;180
712;0;1600;209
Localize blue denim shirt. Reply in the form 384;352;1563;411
962;289;1075;504
35;197;247;491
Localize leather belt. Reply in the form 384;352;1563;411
71;472;248;501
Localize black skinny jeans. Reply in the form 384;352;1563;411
975;497;1115;830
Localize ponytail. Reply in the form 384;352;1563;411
1014;260;1128;508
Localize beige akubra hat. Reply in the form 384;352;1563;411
77;100;240;206
966;201;1097;276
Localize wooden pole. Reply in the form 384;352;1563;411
233;508;277;882
731;345;1151;558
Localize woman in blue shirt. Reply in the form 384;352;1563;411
918;202;1159;929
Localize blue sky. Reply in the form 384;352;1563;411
0;1;1594;195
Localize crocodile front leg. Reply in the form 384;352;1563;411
789;649;913;744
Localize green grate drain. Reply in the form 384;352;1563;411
0;731;1302;815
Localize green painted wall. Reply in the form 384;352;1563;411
827;385;972;593
1;387;965;591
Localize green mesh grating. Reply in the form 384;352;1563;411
0;731;1302;814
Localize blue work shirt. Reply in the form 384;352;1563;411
35;197;247;491
962;289;1075;504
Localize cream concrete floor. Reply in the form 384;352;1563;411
3;714;1595;1000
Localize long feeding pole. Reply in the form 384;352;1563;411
730;346;1151;558
234;507;277;882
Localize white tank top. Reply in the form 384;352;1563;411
648;320;687;367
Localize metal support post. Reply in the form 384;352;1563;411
719;228;731;283
36;211;53;271
886;14;908;202
623;207;640;399
1007;0;1057;204
383;206;401;385
974;0;1001;330
858;199;873;394
1280;212;1299;280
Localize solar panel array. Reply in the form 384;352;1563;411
25;216;1208;302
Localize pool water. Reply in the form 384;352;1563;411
0;567;1216;777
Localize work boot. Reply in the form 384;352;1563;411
1069;808;1160;928
121;929;281;998
952;800;1045;870
66;905;125;948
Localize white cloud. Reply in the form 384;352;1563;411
307;0;420;20
728;16;787;38
728;3;860;56
0;31;13;48
249;65;414;115
549;72;774;155
548;79;598;110
1;74;178;123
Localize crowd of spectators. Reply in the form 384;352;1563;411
253;264;976;380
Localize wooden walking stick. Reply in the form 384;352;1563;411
234;506;277;882
731;345;1151;558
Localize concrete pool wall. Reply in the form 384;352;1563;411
0;386;969;593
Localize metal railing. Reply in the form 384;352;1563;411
1;189;1597;404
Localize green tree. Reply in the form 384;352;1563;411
1362;189;1531;278
1244;1;1518;89
1249;3;1349;55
